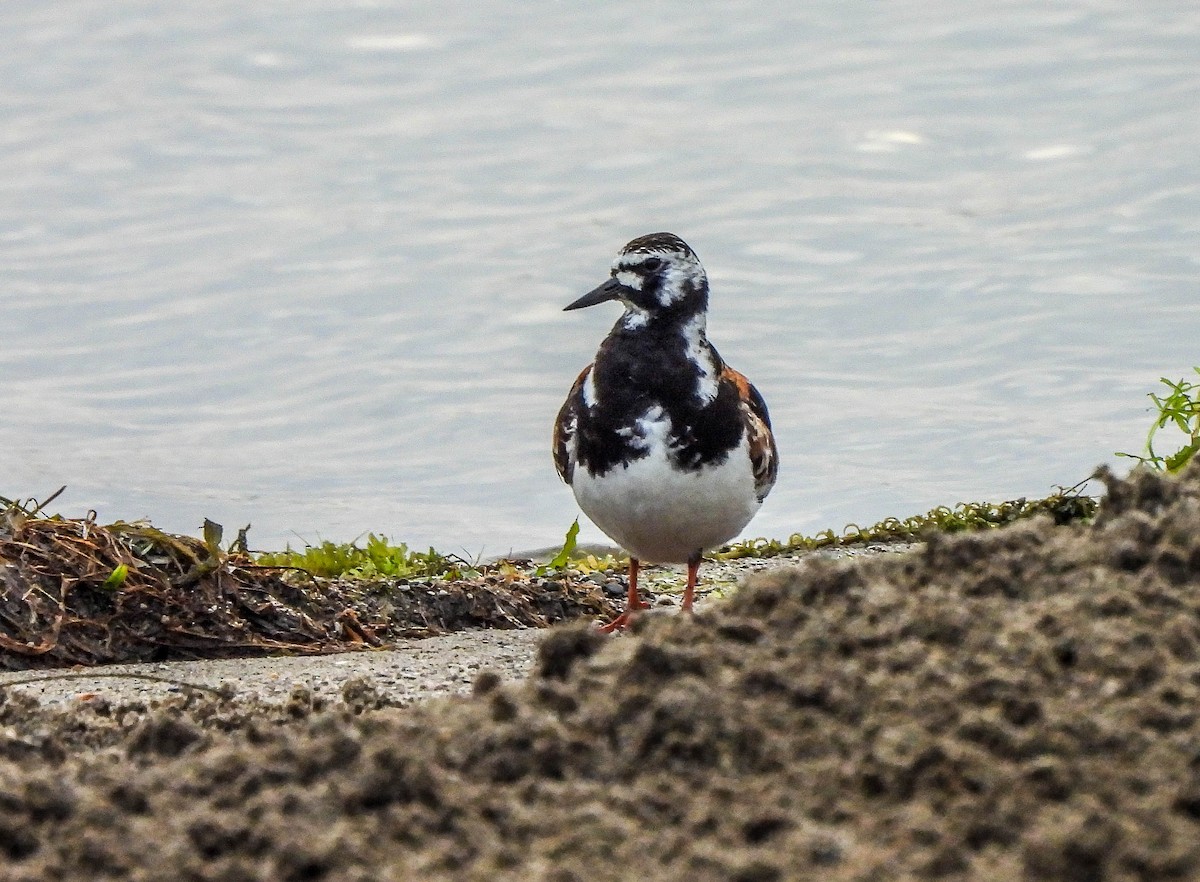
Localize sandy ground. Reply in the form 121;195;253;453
0;628;547;707
1;463;1199;881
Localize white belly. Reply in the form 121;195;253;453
571;436;761;563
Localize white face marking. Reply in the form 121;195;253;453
610;248;707;310
680;312;718;404
655;256;705;307
615;270;642;291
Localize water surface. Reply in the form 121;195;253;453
3;1;1198;553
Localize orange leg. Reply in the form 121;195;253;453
599;557;650;633
682;552;701;613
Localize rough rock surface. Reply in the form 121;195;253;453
2;463;1200;881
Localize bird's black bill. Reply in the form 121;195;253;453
564;277;632;311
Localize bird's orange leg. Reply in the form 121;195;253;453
682;552;701;613
599;557;650;633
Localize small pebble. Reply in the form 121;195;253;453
603;581;626;597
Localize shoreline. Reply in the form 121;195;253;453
0;543;916;707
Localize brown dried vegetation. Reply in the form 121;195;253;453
0;505;616;669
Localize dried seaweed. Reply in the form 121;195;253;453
0;497;617;671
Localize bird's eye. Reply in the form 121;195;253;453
642;257;664;271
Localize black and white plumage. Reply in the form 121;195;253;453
553;232;778;631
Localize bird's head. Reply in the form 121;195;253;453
565;233;708;328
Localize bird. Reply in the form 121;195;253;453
553;232;778;632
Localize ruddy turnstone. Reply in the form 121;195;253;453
553;232;778;632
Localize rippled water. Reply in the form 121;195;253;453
3;1;1198;553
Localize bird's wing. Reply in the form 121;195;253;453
553;365;591;485
722;365;778;502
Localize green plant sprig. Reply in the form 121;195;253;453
1117;369;1200;473
536;519;624;576
255;534;455;580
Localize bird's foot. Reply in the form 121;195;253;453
597;601;651;633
